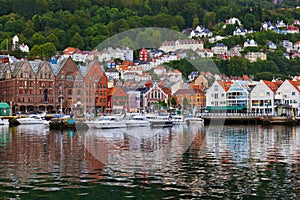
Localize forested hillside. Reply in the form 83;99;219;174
1;0;300;79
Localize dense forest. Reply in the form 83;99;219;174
1;0;300;79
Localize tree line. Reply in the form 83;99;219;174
0;0;300;79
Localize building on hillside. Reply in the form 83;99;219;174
105;67;119;80
233;27;247;36
139;48;149;61
191;74;208;88
211;43;228;55
286;25;299;34
243;39;258;48
12;35;30;53
244;52;267;62
159;39;204;53
153;65;166;75
195;48;214;58
226;17;242;26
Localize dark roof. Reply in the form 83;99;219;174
135;86;150;94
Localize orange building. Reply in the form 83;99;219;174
174;88;206;110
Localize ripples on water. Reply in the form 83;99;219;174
0;124;300;199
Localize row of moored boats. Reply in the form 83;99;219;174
0;113;204;129
85;114;204;129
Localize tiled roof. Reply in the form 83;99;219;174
263;80;278;92
288;80;300;92
217;80;233;92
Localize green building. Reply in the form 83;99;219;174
0;102;10;116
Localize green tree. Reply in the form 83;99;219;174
47;33;59;48
70;32;84;49
32;14;40;31
170;96;177;107
51;29;67;49
48;0;62;12
0;0;12;15
193;17;200;29
254;72;273;81
31;32;46;45
203;12;216;29
228;56;247;76
243;13;256;30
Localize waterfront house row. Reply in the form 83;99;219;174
0;57;177;115
206;79;300;116
0;57;108;114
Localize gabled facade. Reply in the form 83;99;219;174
83;61;108;115
206;80;233;107
275;80;300;115
250;80;279;115
8;59;56;113
174;88;206;110
139;83;168;112
55;57;83;114
226;80;251;111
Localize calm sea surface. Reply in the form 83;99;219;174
0;124;300;199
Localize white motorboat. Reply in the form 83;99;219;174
185;116;204;125
124;115;150;127
93;116;127;129
16;114;46;125
0;118;9;125
171;115;184;125
148;114;173;127
84;119;97;129
42;120;50;127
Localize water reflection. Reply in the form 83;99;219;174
0;125;300;199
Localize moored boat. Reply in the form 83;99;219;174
171;115;184;125
16;114;46;125
148;114;173;127
124;115;150;127
0;118;9;125
93;116;126;129
185;115;204;126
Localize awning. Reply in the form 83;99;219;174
0;102;9;108
203;106;247;110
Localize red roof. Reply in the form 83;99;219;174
288;80;300;92
263;80;278;92
63;47;76;55
217;80;233;92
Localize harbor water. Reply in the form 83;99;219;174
0;124;300;199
